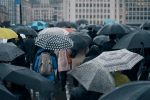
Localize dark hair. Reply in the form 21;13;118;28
70;49;78;58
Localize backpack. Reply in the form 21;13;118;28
38;52;53;76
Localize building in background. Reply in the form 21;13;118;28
123;0;150;26
62;0;117;25
16;0;32;25
0;5;8;23
32;4;54;22
21;0;32;25
0;0;16;24
50;0;63;22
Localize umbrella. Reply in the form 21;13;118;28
13;26;37;37
68;32;92;50
97;24;132;38
0;43;25;62
38;27;70;35
0;63;54;95
93;49;144;72
93;35;110;46
68;61;115;93
113;30;150;49
0;83;16;100
140;22;150;30
56;21;77;28
0;28;18;39
35;28;73;50
63;28;76;33
28;21;49;31
99;81;150;100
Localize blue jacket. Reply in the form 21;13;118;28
33;48;58;81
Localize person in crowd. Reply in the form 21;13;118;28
102;34;117;51
70;47;89;87
23;35;36;68
58;49;72;91
33;48;58;81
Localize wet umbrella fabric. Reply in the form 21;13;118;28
35;28;73;50
140;22;150;30
68;32;92;50
97;24;131;38
29;21;49;31
0;43;25;62
0;28;18;39
93;35;109;46
68;61;115;93
99;81;150;100
113;30;150;49
0;83;16;100
0;63;54;95
38;27;70;35
13;26;37;37
93;49;143;72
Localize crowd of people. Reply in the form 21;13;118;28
0;21;150;100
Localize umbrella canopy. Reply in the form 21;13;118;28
99;81;150;100
97;24;132;38
0;63;54;95
0;28;18;39
38;27;70;35
140;22;150;30
56;21;77;28
35;28;73;50
68;32;92;50
28;21;49;31
0;43;25;62
68;61;115;93
93;49;144;72
63;28;76;33
0;83;16;100
93;35;110;46
13;26;37;37
113;30;150;49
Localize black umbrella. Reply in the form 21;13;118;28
0;43;24;62
113;30;150;49
140;22;150;30
56;21;77;28
0;83;16;100
93;35;109;46
0;63;54;95
99;81;150;100
97;24;132;38
13;26;38;37
68;32;92;50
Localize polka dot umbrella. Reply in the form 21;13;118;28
35;28;73;50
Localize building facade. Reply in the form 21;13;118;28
62;0;150;25
0;0;16;24
0;5;8;23
123;0;150;26
62;0;117;25
16;0;32;25
50;0;63;22
32;4;54;22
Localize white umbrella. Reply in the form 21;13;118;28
68;61;115;93
93;49;144;72
35;28;73;50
